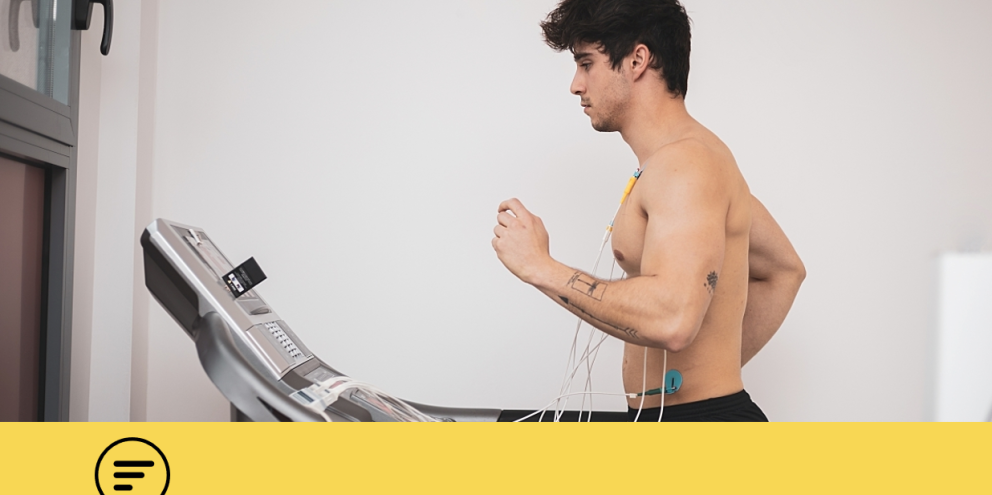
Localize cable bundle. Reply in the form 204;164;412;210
296;376;439;422
523;168;667;423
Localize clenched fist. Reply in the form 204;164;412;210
492;198;554;285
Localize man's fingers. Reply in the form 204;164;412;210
493;224;506;238
496;211;516;227
498;198;529;217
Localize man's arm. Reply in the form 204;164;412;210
742;196;806;366
492;148;728;351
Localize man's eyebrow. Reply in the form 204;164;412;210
573;52;593;62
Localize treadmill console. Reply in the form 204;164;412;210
141;219;500;422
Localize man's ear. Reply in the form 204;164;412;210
628;44;652;81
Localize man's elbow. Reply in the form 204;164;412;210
772;251;806;288
663;332;694;353
791;256;807;287
643;312;699;353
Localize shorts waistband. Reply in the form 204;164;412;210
629;389;752;420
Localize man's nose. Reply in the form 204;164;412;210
570;73;584;96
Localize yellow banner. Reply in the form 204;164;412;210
0;423;987;493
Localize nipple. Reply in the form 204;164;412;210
613;250;625;262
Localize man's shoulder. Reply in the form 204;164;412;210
647;135;729;172
639;136;733;191
634;134;744;218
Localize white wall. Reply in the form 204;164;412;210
71;0;153;421
72;0;992;421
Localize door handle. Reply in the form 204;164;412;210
72;0;113;56
7;0;39;52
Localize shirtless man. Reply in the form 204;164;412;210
492;0;805;421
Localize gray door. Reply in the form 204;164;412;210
0;0;105;421
0;155;45;421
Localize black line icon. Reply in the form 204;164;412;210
95;438;170;495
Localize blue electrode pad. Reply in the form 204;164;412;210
664;369;683;394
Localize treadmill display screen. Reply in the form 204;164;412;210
178;228;261;303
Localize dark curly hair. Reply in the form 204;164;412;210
541;0;691;98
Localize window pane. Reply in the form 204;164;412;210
0;155;45;421
0;0;72;104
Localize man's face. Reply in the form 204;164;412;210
570;42;630;132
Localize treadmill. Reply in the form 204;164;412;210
141;218;627;422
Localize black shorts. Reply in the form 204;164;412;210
627;389;768;422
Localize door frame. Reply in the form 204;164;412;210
0;28;81;422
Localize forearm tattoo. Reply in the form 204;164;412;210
706;271;718;294
558;295;641;342
568;271;607;300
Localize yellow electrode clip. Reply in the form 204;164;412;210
619;169;642;205
606;169;642;233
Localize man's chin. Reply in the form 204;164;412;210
591;120;618;132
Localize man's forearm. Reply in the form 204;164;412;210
741;195;806;366
741;272;804;366
536;281;647;345
531;262;705;351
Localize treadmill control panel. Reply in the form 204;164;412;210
245;320;309;375
143;218;503;422
170;224;312;377
263;321;304;359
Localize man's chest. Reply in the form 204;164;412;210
610;201;648;276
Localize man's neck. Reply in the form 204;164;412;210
619;93;695;165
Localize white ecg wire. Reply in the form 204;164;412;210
514;391;637;423
551;223;614;422
633;346;648;422
542;184;668;423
